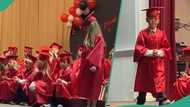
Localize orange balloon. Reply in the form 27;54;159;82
60;13;69;22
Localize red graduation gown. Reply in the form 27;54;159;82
102;58;112;85
134;28;171;93
16;58;25;78
99;58;112;101
71;14;105;100
20;69;33;103
49;58;60;81
30;70;52;104
55;67;72;98
71;36;105;100
0;69;18;101
170;76;190;100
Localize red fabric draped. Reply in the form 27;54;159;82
149;0;176;97
86;35;105;68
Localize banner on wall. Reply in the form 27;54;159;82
0;0;14;12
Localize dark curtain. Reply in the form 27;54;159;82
149;0;176;97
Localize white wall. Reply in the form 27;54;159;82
108;0;149;102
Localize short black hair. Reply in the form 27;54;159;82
79;1;88;11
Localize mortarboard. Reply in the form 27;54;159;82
24;46;33;52
8;44;18;50
39;51;49;61
142;7;163;18
59;51;72;59
49;42;63;49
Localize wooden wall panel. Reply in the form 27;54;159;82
0;0;73;56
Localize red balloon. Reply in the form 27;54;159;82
60;13;68;22
69;6;77;16
87;0;96;9
73;17;82;27
74;0;80;8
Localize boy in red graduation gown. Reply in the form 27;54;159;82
51;52;72;106
55;52;72;96
17;46;33;83
49;42;63;81
15;55;36;105
0;55;18;103
134;7;172;105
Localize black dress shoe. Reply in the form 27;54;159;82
136;97;146;105
159;99;171;106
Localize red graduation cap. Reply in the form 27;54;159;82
59;51;71;59
35;45;49;61
24;46;33;49
59;51;72;64
142;7;163;18
49;42;63;49
39;46;49;53
8;44;17;50
24;46;33;52
39;51;49;61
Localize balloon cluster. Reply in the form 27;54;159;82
60;0;96;28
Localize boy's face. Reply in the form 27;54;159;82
147;17;160;29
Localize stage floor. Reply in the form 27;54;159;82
0;101;158;107
0;104;28;107
108;101;157;107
